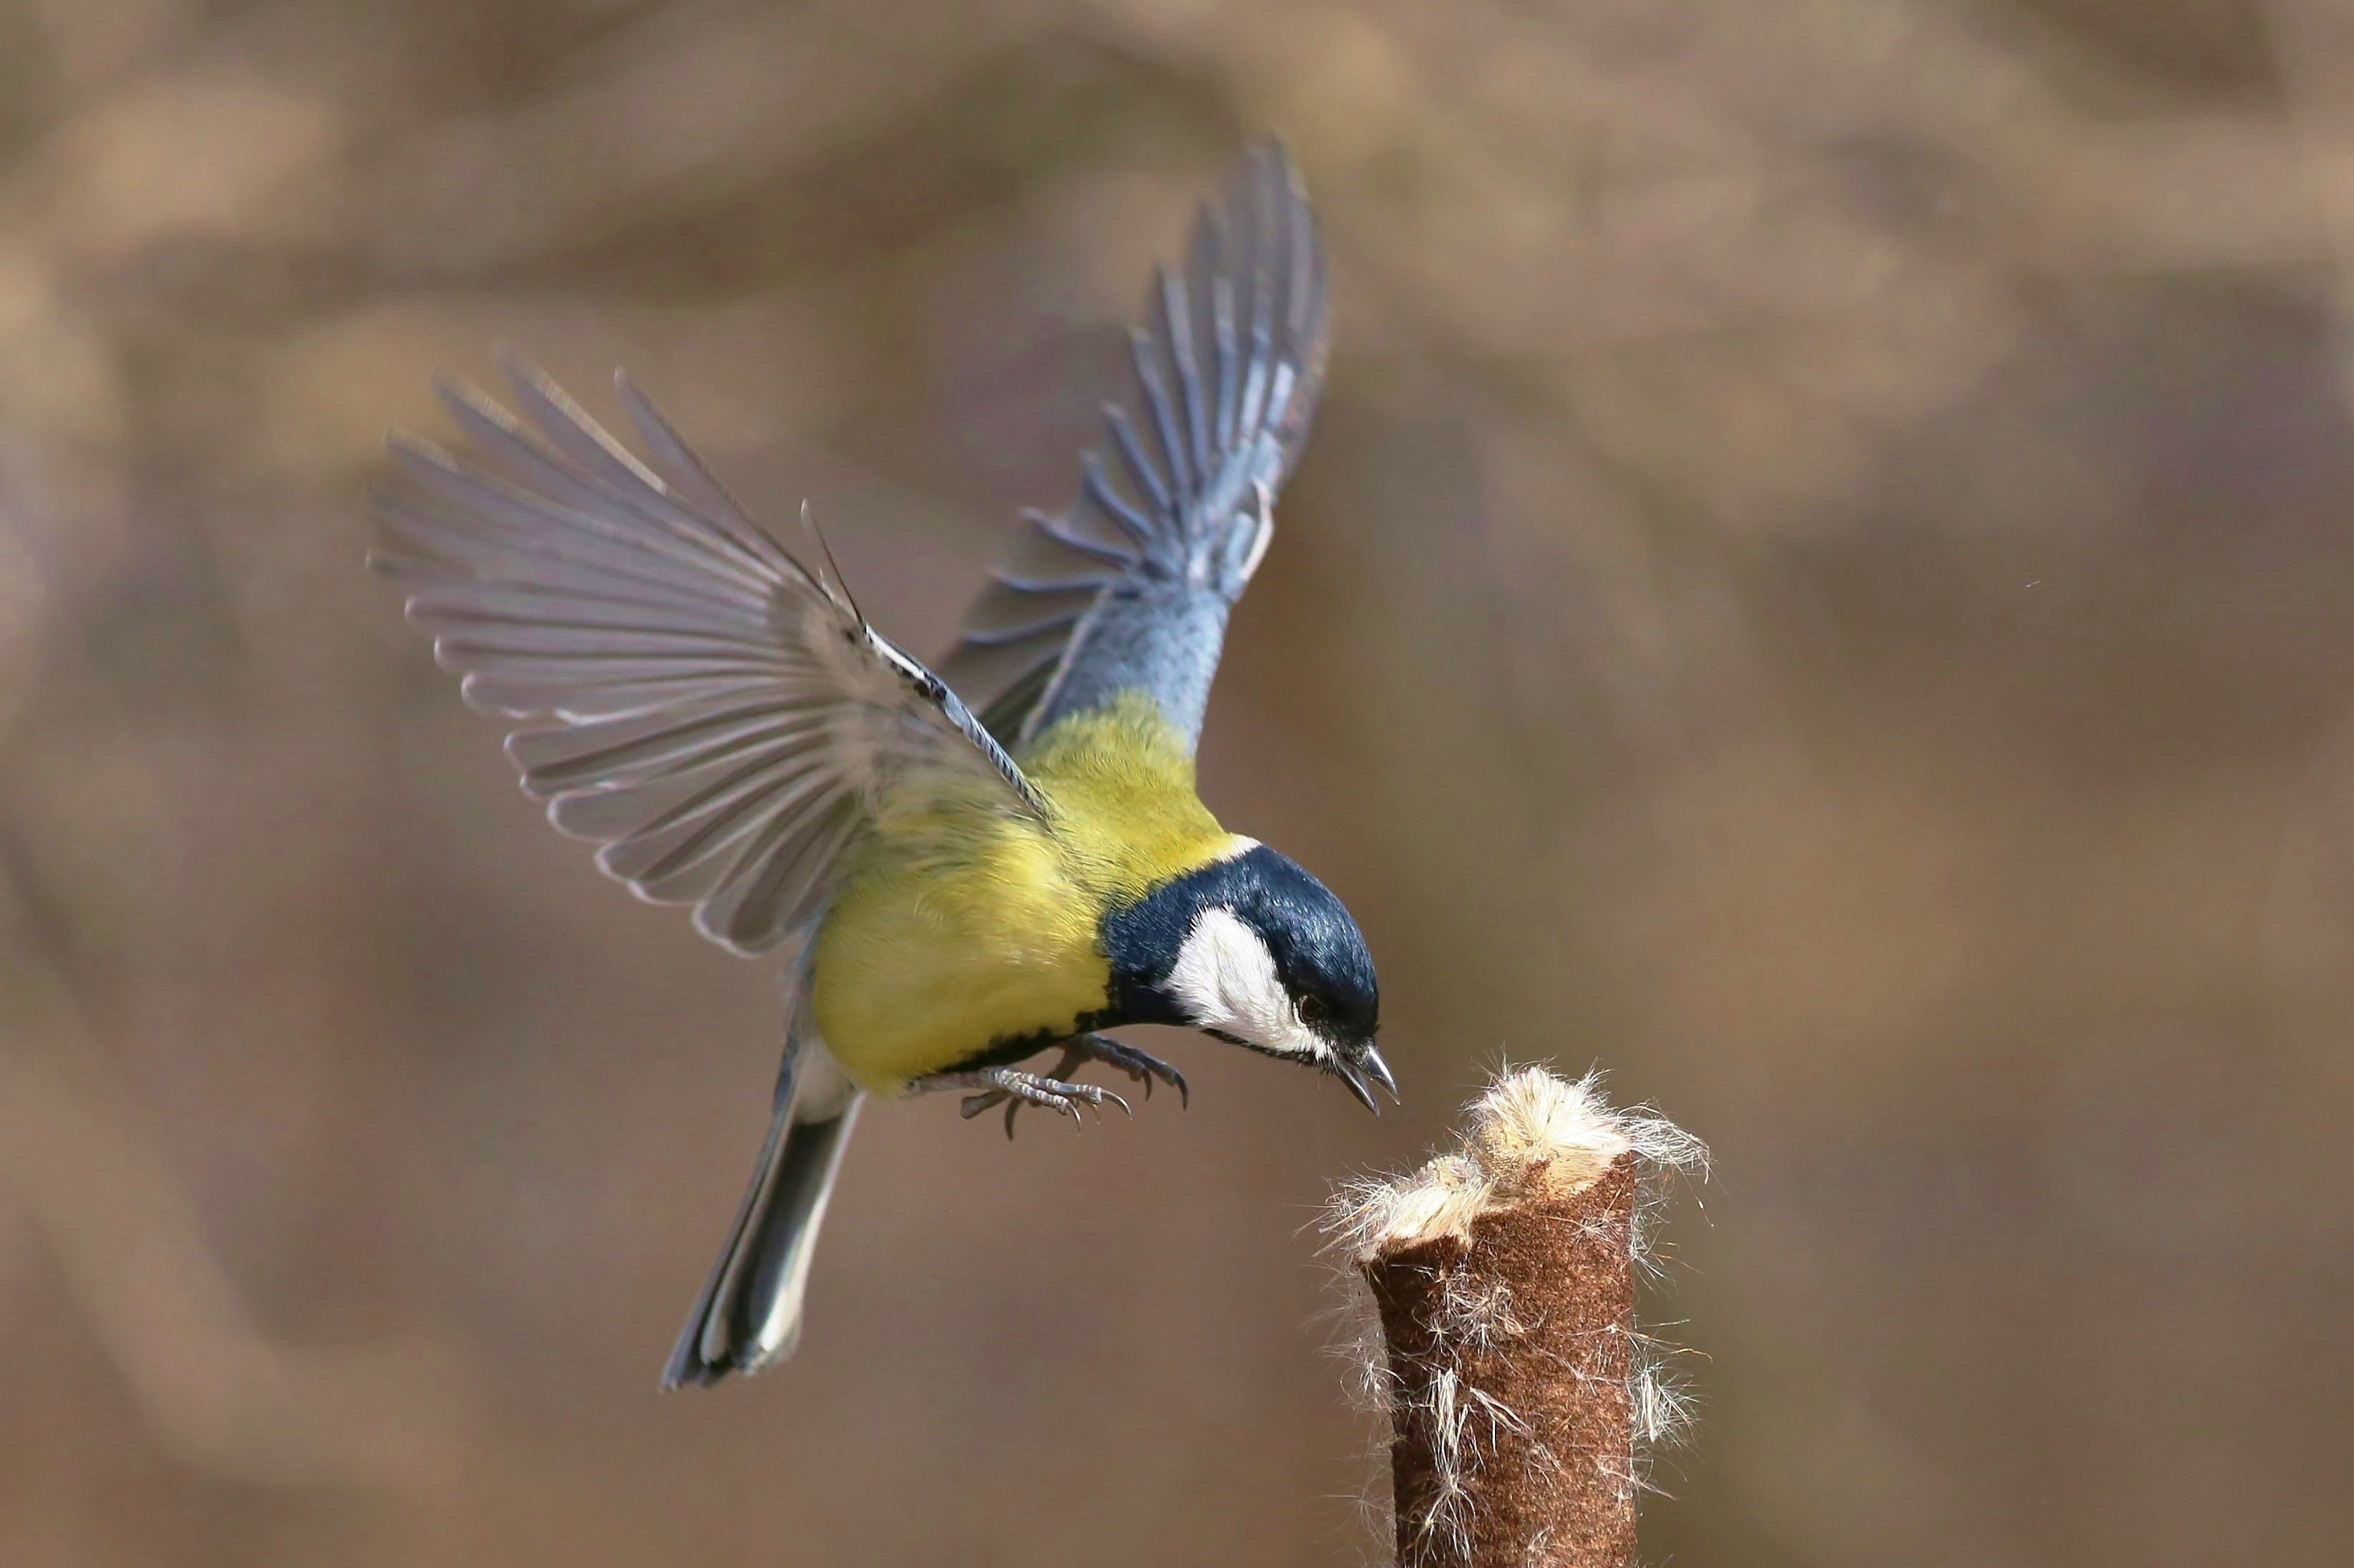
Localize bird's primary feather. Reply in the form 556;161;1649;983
369;355;1044;959
941;138;1329;752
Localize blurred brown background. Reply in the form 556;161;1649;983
3;1;2353;1564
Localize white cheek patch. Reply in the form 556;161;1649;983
1166;907;1327;1060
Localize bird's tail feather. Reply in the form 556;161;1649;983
662;1051;863;1390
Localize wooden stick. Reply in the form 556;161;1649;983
1328;1068;1703;1568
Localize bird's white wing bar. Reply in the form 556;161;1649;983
372;356;1044;957
942;138;1330;748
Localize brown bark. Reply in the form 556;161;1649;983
1362;1153;1642;1568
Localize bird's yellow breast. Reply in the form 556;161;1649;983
808;692;1241;1092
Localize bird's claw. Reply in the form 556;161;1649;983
933;1067;1128;1138
925;1035;1186;1137
1067;1033;1188;1108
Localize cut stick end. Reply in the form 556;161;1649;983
1330;1066;1705;1260
1324;1065;1706;1568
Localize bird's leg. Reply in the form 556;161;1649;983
1060;1032;1188;1107
911;1065;1129;1137
941;1034;1186;1138
957;1042;1093;1138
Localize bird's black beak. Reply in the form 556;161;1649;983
1333;1045;1399;1114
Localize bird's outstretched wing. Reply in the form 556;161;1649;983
940;139;1329;751
372;358;1045;957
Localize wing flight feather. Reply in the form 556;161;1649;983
941;139;1329;747
374;357;1044;957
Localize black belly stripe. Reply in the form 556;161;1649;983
937;1008;1120;1076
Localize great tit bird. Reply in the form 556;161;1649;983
370;141;1390;1388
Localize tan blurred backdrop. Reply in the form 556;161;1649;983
3;1;2353;1564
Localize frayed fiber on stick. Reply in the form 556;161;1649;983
1327;1068;1705;1568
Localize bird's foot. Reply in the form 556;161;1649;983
914;1066;1130;1138
952;1034;1188;1137
1059;1032;1188;1108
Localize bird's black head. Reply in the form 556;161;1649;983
1103;842;1393;1110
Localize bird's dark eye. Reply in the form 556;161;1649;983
1298;995;1329;1025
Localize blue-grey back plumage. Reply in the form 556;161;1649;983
942;139;1330;750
